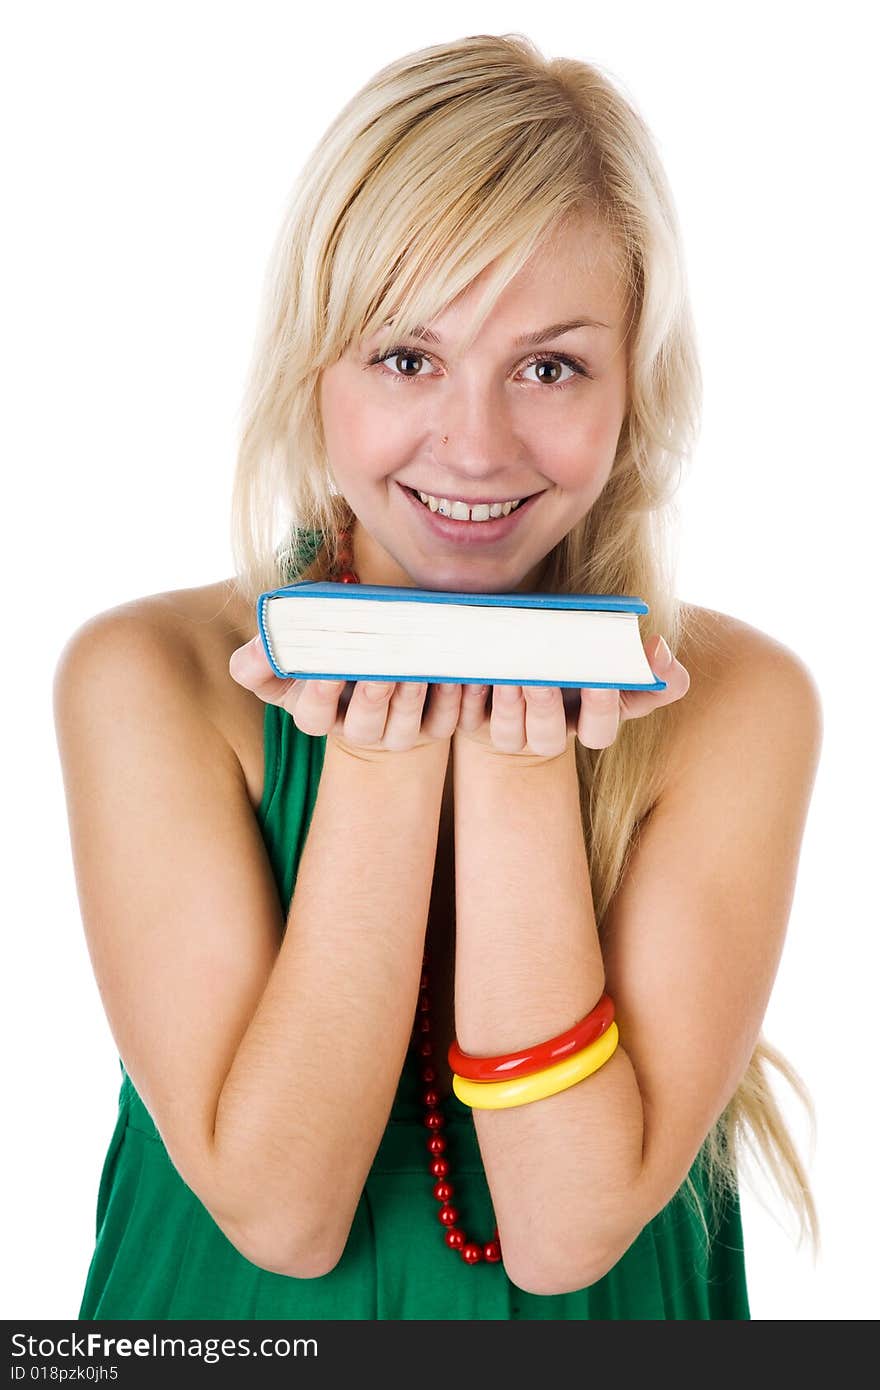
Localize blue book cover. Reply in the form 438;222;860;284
257;580;666;691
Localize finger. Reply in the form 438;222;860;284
619;635;690;721
490;683;526;754
381;679;430;750
343;679;395;745
521;684;568;757
293;677;347;736
228;635;284;696
576;686;621;749
422;682;465;739
229;636;319;725
454;682;488;734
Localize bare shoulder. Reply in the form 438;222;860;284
64;577;254;665
676;601;822;706
54;578;267;810
665;601;824;794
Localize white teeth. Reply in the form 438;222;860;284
416;490;525;522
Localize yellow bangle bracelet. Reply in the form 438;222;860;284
452;1020;620;1110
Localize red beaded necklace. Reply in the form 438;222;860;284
332;527;501;1267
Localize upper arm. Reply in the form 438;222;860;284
52;606;285;1253
599;625;823;1255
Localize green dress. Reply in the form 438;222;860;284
78;700;751;1320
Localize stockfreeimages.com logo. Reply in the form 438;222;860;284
10;1332;318;1365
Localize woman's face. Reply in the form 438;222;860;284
318;212;630;592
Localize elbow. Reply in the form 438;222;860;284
502;1228;624;1297
249;1245;344;1281
216;1211;346;1281
200;1152;353;1280
506;1255;614;1298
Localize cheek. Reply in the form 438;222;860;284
321;374;412;474
545;407;623;490
320;376;362;455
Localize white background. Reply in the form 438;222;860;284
3;0;877;1321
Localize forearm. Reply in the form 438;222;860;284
452;735;644;1295
212;735;449;1272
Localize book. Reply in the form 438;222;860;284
256;580;666;692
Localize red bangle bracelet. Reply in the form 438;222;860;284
447;992;616;1082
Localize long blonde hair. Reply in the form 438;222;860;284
230;32;818;1259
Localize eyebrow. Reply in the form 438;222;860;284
383;317;610;346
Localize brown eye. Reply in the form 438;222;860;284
393;352;424;376
520;355;581;387
369;345;438;380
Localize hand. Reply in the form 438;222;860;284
229;635;486;755
453;634;690;759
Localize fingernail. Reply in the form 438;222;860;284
655;636;674;669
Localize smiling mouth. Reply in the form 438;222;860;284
403;485;540;515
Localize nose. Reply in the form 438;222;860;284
429;380;521;483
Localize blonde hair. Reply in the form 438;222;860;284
230;32;818;1260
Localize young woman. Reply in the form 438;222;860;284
55;33;822;1320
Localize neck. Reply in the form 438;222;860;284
335;519;555;593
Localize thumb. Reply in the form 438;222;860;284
229;633;264;682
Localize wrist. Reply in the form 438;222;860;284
452;728;577;772
327;732;451;769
